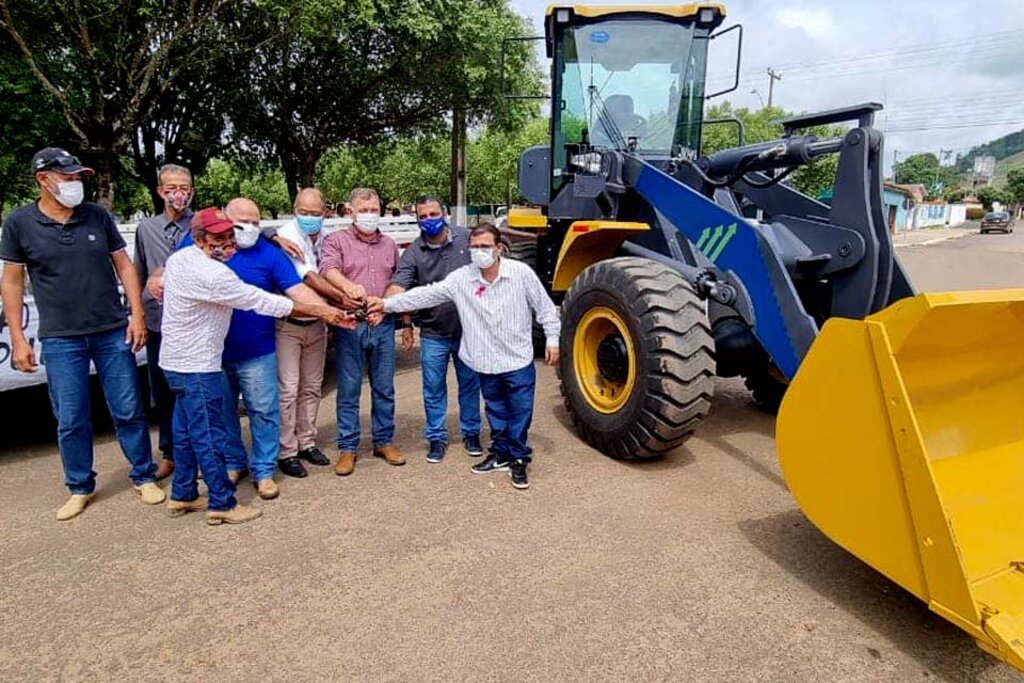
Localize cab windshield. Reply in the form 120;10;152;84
555;18;709;157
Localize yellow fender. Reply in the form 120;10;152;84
552;221;649;291
777;290;1024;672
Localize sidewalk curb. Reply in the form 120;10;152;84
894;231;974;249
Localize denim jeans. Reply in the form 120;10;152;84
420;335;481;444
164;370;236;512
144;330;175;460
335;319;395;451
478;362;536;463
221;352;281;481
41;326;156;495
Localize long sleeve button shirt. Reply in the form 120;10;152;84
160;246;294;374
133;210;192;332
319;227;398;298
383;258;560;375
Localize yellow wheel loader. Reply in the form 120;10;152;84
503;2;1024;672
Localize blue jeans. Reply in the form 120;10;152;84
221;352;281;481
420;336;481;443
478;362;536;463
41;326;155;495
335;320;395;451
144;330;175;460
164;370;236;512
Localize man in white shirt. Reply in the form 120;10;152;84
273;188;355;478
161;207;350;525
371;223;560;490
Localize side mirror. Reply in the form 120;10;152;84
704;24;743;101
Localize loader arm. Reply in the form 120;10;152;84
621;155;817;380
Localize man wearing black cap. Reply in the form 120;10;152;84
0;148;164;521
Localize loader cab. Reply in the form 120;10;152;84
545;4;725;194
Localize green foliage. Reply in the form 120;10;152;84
977;185;1013;210
943;186;968;203
892;153;958;190
966;207;986;220
1006;167;1024;204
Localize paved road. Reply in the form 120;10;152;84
1;227;1021;682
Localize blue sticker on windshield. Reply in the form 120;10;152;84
590;31;610;43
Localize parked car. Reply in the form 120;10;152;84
980;211;1014;234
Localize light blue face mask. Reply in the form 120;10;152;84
296;215;323;235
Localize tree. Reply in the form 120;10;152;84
977;185;1012;210
1006;167;1024;205
943;186;968;203
0;47;71;219
226;0;539;202
0;0;230;208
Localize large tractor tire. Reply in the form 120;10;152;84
559;257;715;460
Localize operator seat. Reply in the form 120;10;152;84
593;94;646;147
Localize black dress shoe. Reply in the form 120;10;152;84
278;457;309;478
298;446;331;466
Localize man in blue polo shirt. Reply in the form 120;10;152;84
178;197;327;500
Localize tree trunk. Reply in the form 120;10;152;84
281;156;299;205
450;104;467;227
299;154;318;192
93;152;116;212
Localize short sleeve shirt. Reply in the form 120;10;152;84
318;228;398;298
134;210;192;331
177;233;302;362
0;202;127;338
390;227;471;339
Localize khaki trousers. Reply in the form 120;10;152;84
276;319;327;459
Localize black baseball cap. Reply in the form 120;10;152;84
31;148;94;176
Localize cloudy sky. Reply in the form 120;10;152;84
507;0;1024;169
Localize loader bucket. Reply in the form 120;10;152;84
777;290;1024;672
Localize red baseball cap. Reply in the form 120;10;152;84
191;207;234;234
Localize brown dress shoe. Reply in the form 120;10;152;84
373;444;405;466
335;451;356;476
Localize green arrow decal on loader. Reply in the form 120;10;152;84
706;223;737;262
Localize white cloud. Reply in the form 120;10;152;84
774;7;837;40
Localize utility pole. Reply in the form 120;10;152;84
892;149;899;183
935;148;952;190
766;68;782;108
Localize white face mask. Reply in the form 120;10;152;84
470;247;496;270
234;223;260;249
51;179;84;208
355;212;380;234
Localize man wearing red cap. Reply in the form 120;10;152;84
159;207;351;525
1;147;163;521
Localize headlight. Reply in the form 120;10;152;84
570;152;603;175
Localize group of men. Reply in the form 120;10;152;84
0;148;561;525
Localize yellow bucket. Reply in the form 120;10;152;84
777;290;1024;672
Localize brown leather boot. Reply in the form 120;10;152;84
206;503;262;526
373;444;405;466
335;451;356;476
154;459;174;481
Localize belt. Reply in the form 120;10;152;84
285;317;320;327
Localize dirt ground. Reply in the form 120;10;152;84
1;225;1021;682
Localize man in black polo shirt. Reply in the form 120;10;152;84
384;194;482;464
0;147;164;521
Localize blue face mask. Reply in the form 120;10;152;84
296;215;323;235
419;216;446;238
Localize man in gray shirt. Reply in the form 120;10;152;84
133;164;194;480
385;195;482;465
